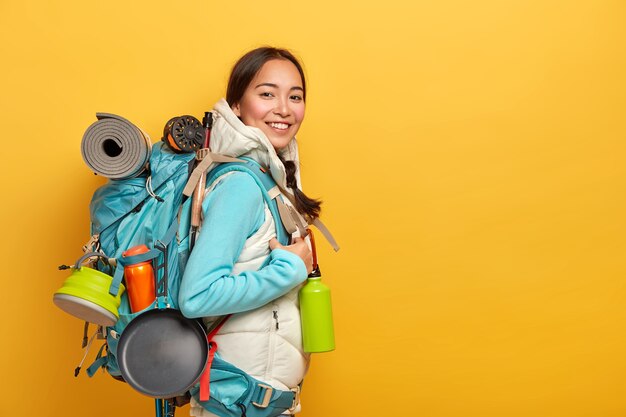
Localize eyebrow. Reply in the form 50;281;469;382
255;82;304;92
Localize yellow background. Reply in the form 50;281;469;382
1;1;625;416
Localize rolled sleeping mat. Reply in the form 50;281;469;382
81;113;152;179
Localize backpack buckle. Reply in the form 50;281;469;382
252;384;273;408
82;234;100;253
289;386;301;412
196;148;209;161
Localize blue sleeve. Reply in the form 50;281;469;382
178;171;308;318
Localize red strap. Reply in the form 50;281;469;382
199;315;231;402
199;342;217;401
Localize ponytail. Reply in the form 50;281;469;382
279;155;322;221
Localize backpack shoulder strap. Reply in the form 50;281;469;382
206;158;290;246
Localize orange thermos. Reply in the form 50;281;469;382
122;244;156;312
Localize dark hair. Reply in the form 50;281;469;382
227;46;321;221
227;47;307;106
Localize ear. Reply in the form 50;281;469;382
232;103;241;117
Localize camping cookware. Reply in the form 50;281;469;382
53;253;125;326
117;308;208;398
116;241;209;398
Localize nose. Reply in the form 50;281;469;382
273;96;291;117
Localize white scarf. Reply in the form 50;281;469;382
210;99;302;194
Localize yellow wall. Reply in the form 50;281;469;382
1;1;625;416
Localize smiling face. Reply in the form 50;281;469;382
232;59;305;150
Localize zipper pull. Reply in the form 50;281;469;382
273;310;279;330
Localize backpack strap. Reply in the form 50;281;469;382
201;155;341;253
182;150;244;197
311;217;340;252
86;342;108;377
191;357;300;415
198;314;232;402
250;382;299;411
279;193;341;252
206;158;291;246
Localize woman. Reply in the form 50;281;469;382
179;47;320;417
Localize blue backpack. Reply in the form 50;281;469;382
81;141;299;416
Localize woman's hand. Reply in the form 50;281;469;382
270;237;313;275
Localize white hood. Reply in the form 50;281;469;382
210;99;301;194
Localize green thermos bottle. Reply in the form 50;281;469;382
299;230;335;353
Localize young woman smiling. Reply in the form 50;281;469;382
179;47;321;417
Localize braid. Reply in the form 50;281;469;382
280;156;322;221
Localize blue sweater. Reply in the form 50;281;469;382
178;171;308;318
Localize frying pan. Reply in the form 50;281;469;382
116;308;208;398
116;239;208;398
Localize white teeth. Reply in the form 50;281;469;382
269;122;289;130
